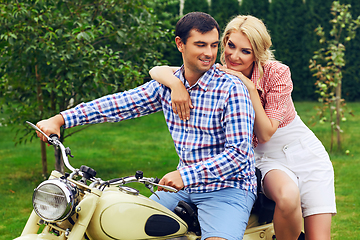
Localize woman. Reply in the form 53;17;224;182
149;15;336;240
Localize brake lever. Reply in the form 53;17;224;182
140;179;179;193
144;183;159;199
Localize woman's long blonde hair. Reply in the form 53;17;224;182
220;15;275;82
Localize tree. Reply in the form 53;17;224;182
0;0;171;175
267;0;316;101
210;0;240;30
340;0;360;101
149;0;182;66
239;0;270;23
309;1;360;151
184;0;209;14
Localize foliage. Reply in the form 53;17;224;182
210;0;240;30
183;0;209;14
267;0;316;101
309;1;360;151
0;0;172;142
149;0;182;66
0;0;173;174
239;0;270;22
340;0;360;101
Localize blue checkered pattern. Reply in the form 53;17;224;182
61;64;256;194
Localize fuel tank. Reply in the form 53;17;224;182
86;186;188;240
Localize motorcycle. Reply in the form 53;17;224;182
14;121;293;240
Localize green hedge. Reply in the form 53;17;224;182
156;0;360;101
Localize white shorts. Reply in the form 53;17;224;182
255;132;337;218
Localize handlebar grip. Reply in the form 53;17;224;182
49;134;59;139
154;177;160;184
48;134;59;145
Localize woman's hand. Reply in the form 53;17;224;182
216;64;256;92
149;65;193;121
170;80;193;121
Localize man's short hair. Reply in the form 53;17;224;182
175;12;220;44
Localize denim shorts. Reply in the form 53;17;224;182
150;187;256;240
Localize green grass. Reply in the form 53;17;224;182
1;102;359;239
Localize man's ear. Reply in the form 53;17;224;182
175;36;184;53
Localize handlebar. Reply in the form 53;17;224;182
26;121;75;172
101;175;177;192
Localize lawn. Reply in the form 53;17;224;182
0;102;359;239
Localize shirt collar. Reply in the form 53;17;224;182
177;64;217;92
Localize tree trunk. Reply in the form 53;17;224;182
54;146;64;174
330;109;334;152
335;81;342;150
36;63;47;176
40;140;47;177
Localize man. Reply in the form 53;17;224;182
36;12;256;240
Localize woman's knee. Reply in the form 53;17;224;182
274;184;300;214
263;171;300;214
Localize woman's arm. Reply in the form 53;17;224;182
245;83;280;143
217;65;279;143
149;66;193;121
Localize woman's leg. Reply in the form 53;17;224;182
263;169;302;240
304;213;332;240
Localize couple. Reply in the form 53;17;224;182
36;12;336;240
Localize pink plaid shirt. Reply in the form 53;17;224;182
251;61;296;146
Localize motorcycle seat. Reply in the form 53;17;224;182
251;168;275;224
174;201;201;236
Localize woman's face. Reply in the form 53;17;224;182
224;31;255;78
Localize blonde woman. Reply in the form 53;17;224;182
149;15;336;240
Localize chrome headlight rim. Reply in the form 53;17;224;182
32;178;78;222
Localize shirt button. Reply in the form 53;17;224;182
283;146;288;151
185;129;189;132
182;148;186;151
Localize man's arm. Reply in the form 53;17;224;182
36;81;163;142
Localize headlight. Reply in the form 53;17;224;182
33;179;79;222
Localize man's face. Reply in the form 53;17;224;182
176;28;219;83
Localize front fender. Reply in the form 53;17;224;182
14;233;65;240
14;234;38;240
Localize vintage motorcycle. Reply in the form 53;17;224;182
14;121;285;240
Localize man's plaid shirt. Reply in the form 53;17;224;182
61;64;257;195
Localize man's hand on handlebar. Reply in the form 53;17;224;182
36;114;65;143
158;170;184;192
